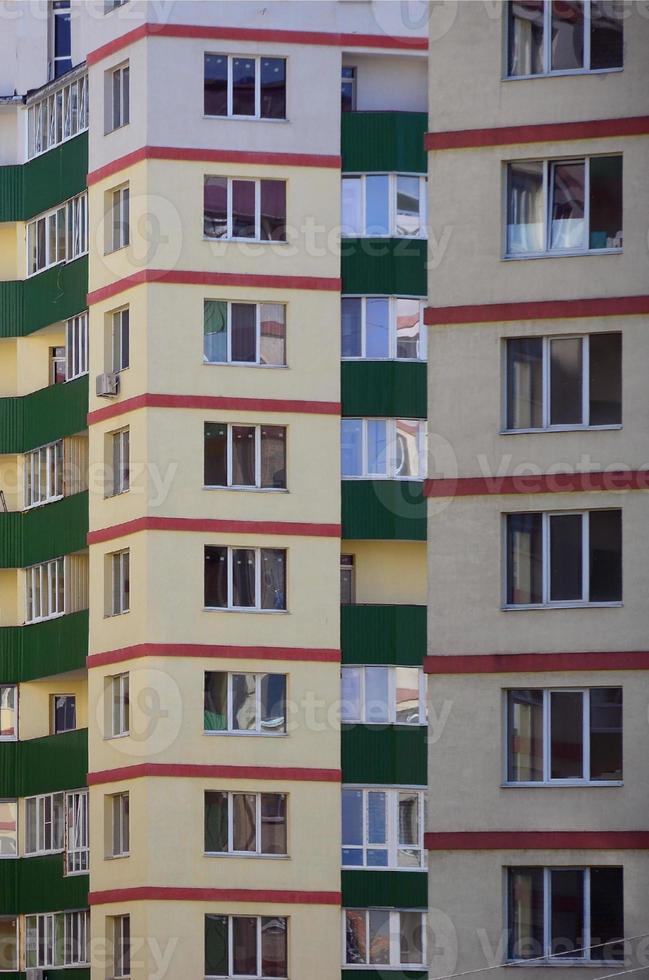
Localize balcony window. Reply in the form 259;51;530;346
204;547;286;611
204;55;286;119
204;671;286;735
204;176;286;242
341;418;425;480
204;301;286;366
341;665;426;726
344;909;426;968
204;791;287;855
204;423;286;490
342;297;426;360
205;915;287;979
341;174;427;238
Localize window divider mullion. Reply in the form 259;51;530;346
544;867;551;957
227;425;233;487
361;298;366;359
543;161;550;252
584;0;592;69
256;303;261;364
583;867;591;960
544;689;551;782
582;335;590;425
255;56;261;118
255;548;260;611
542;511;550;604
227;549;233;611
228;792;234;853
583;690;591;781
227;178;233;240
544;3;551;73
582;511;590;602
255;426;261;489
227;57;233;117
584;156;591;250
255;180;261;241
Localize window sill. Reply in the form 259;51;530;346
342;356;427;364
502;781;623;789
105;122;130;135
203;236;288;246
344;965;426;972
502;67;623;81
503;248;622;261
203;361;287;369
342;476;424;483
204;730;287;737
341;865;427;872
341;234;428;241
105;732;130;740
104;489;130;500
105;244;129;256
503;602;622;611
203;114;289;123
105;852;130;860
104;611;131;619
26;611;66;625
505;961;624;969
0;737;16;743
25;849;65;858
24;495;64;511
500;425;622;435
203;607;288;614
203;486;289;494
204;851;289;860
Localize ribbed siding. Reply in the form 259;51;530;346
341;481;426;541
341;870;428;909
342;239;427;296
0;132;88;223
0;374;89;453
341;725;427;784
0;281;23;339
0;610;89;683
342;972;428;980
341;605;426;666
341;361;427;418
0;167;23;223
23;256;88;336
21;491;88;567
0;855;88;915
0;727;88;798
341;111;428;174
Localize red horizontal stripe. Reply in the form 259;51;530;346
425;470;649;498
424;295;649;326
424;650;649;675
88;762;341;786
87;269;340;306
426;831;649;851
88;145;340;185
87;516;340;544
87;393;340;426
87;23;427;65
425;114;649;151
90;885;340;905
88;642;340;668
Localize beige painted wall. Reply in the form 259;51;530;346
347;539;427;605
18;674;88;741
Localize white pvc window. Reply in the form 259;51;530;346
113;914;130;978
24;441;64;508
111;308;130;371
204;671;287;735
109;550;130;615
204;791;287;856
25;910;90;967
26;192;88;276
111;185;130;251
66;312;89;380
110;792;130;856
344;909;426;967
205;914;288;979
25;557;65;623
27;73;88;159
342;297;427;361
341;418;425;480
65;790;89;874
204;423;286;490
110;672;130;737
204;54;286;120
0;688;16;742
341;174;428;238
203;176;287;242
342;788;426;869
110;429;130;496
109;63;130;130
341;666;427;726
204;547;287;612
25;792;64;855
204;300;286;366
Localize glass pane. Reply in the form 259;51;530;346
260;673;286;732
507;338;543;429
232;426;256;487
507;513;543;605
550;337;582;425
397;793;420;867
260;180;286;242
261;917;287;978
589;155;622;249
260;794;286;855
204;176;228;238
367;419;387;476
341;66;355;112
590;0;623;69
260;58;286;119
590;867;624;960
395;666;420;724
395;419;422;478
508;0;545;75
589;509;622;602
341;298;362;358
232;549;255;607
341;419;363;477
551;1;584;70
507;161;544;254
396;298;421;359
368;909;390;965
204;52;229;113
261;426;286;489
345;910;366;964
0;801;16;856
508;868;544;959
400;911;424;965
204;423;227;486
204;672;228;731
0;917;17;970
549;513;583;601
366;791;386;846
204;792;228;852
260;549;286;610
205;915;228;977
341;667;361;722
550;869;584;956
260;304;285;365
232;794;256;851
204;301;228;363
232;674;257;731
231;303;257;363
550;690;584;779
396;175;421;236
342;789;363;862
507;690;544;781
590;687;622;780
342;178;362;235
232;57;255;116
204;546;228;608
589;332;621;425
232;917;257;976
0;687;15;739
365;666;389;724
550;161;586;250
365;298;389;358
365;175;390;235
232;180;256;238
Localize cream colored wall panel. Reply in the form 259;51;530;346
18;675;88;741
428;491;649;655
88;531;149;654
347;539;427;605
16;329;65;397
428;137;648;307
0;224;18;281
0;569;19;627
0;341;17;398
88;410;150;531
428;671;649;833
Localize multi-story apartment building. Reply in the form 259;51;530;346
0;2;428;978
425;1;649;976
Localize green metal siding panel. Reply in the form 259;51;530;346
0;375;89;454
22;133;88;220
342;972;427;980
0;857;88;915
342;870;428;909
21;491;88;566
0;281;23;339
0;610;89;683
0;728;88;798
341;605;426;666
341;112;427;174
341;725;427;784
341;240;427;296
342;481;426;541
341;361;427;418
23;256;88;336
0;167;23;223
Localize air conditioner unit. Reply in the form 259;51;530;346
96;372;119;397
26;969;44;980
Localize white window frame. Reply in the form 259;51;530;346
503;333;622;432
25;557;66;623
110;672;130;737
111;307;130;372
27;73;88;159
113;914;130;978
204;176;286;243
110;792;130;857
504;509;623;609
341;665;427;727
505;155;623;259
0;686;17;742
204;54;287;120
341;173;428;239
109;62;130;131
51;693;76;734
341;296;427;361
204;423;287;490
109;550;130;616
204;671;287;736
25;910;90;968
203;300;286;367
342;787;426;870
24;440;64;509
65;789;89;874
506;866;623;964
110;428;130;496
205;915;288;980
505;0;624;80
204;791;287;857
341;65;356;109
110;185;130;252
341;418;426;480
26;192;88;276
66;312;89;380
342;909;427;968
204;547;287;612
25;791;65;855
504;687;623;788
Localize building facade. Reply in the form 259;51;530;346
0;2;428;978
425;2;649;978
